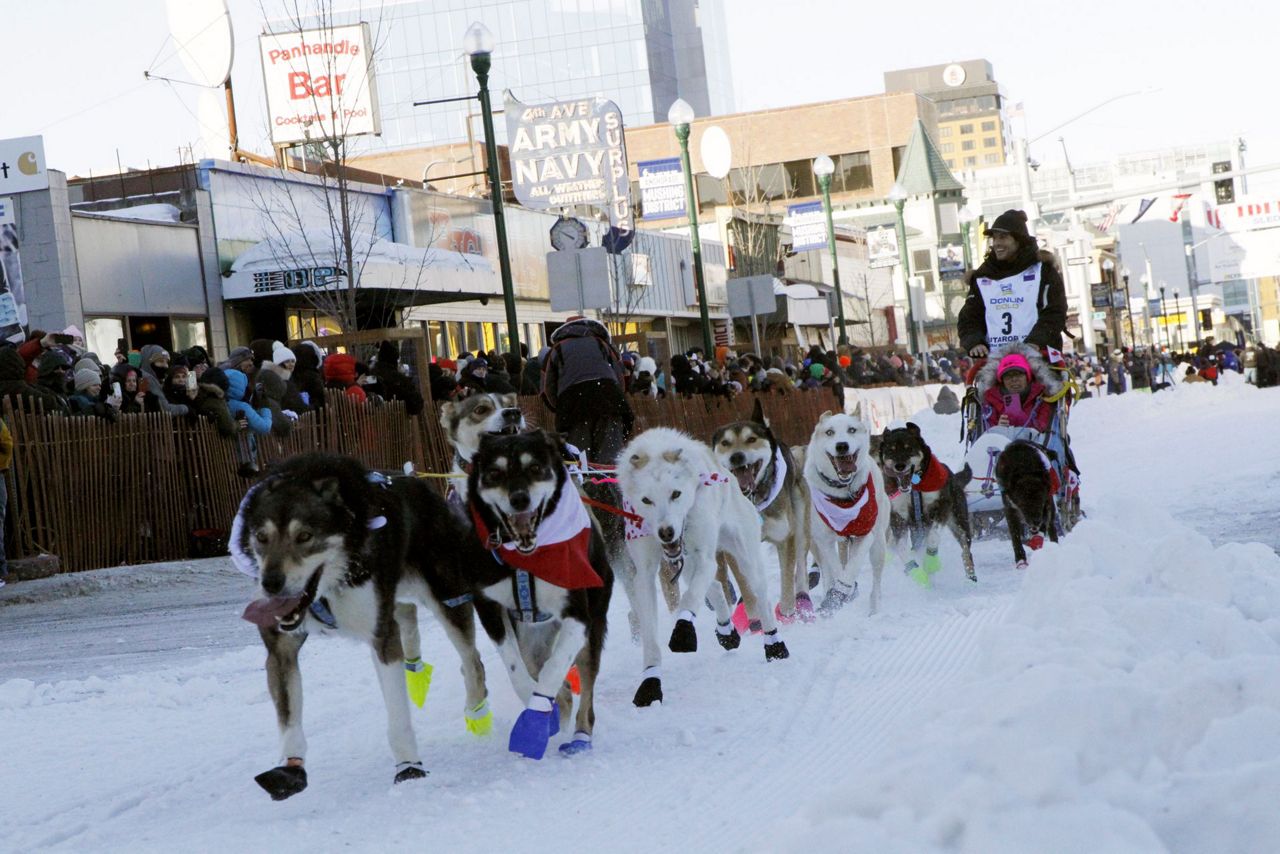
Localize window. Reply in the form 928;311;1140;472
891;146;906;179
941;142;954;154
959;123;974;134
984;153;1001;164
945;159;955;169
939;126;953;137
780;159;816;198
981;120;996;132
964;156;977;167
835;151;872;193
172;318;208;353
85;317;125;363
961;140;975;151
983;137;997;148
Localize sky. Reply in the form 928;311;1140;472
5;0;1280;189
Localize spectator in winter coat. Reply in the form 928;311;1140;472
256;370;298;436
983;353;1053;433
322;353;367;404
184;345;212;378
1200;356;1220;385
669;353;703;395
224;369;273;434
541;316;633;463
0;347;62;412
192;367;238;437
520;347;543;396
68;368;120;421
1183;367;1208;384
371;340;425;415
218;346;255;375
109;363;146;414
34;350;73;415
957;209;1069;358
157;362;199;419
457;356;492;397
138;345;190;416
289;341;326;410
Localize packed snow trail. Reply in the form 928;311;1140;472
2;376;1279;853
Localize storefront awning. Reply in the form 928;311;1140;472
223;233;499;301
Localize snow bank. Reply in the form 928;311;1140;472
779;498;1280;854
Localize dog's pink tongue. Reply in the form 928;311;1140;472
733;467;755;492
242;595;304;628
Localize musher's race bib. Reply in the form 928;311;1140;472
977;262;1042;348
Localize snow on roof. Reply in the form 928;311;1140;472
230;232;493;276
75;203;184;224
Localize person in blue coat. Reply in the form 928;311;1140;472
224;369;272;434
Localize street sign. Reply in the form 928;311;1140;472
0;136;48;194
787;201;827;252
547;247;611;312
1067;256;1089;266
1091;281;1111;309
868;226;899;268
727;275;775;318
637;158;685;220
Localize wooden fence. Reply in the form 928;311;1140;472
2;388;835;574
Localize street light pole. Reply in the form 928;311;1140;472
465;22;520;361
888;183;917;359
1121;269;1136;347
1173;288;1185;350
1159;285;1169;349
958;204;978;269
813;155;847;346
668;98;713;357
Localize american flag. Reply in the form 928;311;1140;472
1099;204;1120;232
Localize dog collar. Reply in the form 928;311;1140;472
750;445;788;512
454;452;474;475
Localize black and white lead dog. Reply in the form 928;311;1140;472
466;430;613;759
234;453;492;800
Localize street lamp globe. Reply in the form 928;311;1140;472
958;203;978;224
888;182;908;204
667;98;695;127
1121;266;1131;279
463;21;495;56
1102;258;1115;272
812;154;835;177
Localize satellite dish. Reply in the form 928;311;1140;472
196;88;231;159
165;0;234;87
700;125;732;180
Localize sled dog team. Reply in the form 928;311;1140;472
234;395;976;800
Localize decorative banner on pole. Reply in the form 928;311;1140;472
867;225;899;268
1091;281;1112;309
258;23;381;146
1130;197;1156;224
637;157;685;220
937;244;965;280
0;223;30;342
504;93;633;240
787;200;827;252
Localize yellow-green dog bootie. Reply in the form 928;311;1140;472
923;549;942;576
404;657;433;708
465;698;493;736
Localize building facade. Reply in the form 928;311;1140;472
884;60;1009;173
283;0;734;156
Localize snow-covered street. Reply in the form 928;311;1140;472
4;378;1279;853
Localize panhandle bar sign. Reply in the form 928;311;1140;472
259;23;381;146
505;93;633;236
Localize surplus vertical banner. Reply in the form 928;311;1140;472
504;93;633;237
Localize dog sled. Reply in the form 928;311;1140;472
960;345;1081;540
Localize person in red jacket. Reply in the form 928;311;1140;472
321;353;367;403
983;352;1053;433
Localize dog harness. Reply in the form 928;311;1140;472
751;445;788;513
810;479;879;538
472;484;603;589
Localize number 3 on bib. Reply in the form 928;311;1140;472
1001;312;1013;335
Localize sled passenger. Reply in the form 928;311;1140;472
983;353;1052;433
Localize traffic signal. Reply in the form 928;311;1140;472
1213;161;1235;205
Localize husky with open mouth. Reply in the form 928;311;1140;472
440;392;527;503
876;422;977;585
711;398;812;622
803;411;889;616
233;453;495;800
617;427;789;708
467;430;614;760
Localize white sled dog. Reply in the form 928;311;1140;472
617;428;789;708
803;411;889;616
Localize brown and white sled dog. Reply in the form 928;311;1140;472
617;428;789;709
440;392;527;504
711;398;813;622
466;430;613;759
803;412;890;616
876;422;977;584
233;453;493;801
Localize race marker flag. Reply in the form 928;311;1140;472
1168;193;1192;223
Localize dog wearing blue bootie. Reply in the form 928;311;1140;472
467;430;613;760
